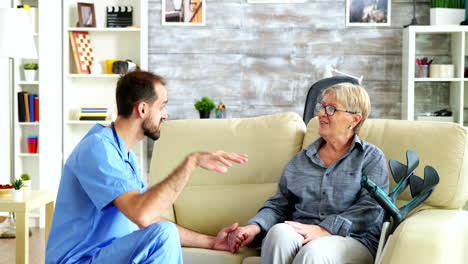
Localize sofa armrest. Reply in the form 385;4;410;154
381;209;468;264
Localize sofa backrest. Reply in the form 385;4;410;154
150;112;306;235
304;117;468;209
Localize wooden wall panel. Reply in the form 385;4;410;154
148;0;430;120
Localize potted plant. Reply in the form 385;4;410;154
20;173;31;189
23;63;38;81
12;179;24;201
194;97;216;119
430;0;465;25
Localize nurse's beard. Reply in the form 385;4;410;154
142;117;160;141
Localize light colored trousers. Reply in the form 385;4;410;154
261;223;373;264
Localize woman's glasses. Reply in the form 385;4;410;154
315;103;358;116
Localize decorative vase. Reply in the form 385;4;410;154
12;189;23;201
24;69;37;81
430;8;465;25
199;110;211;119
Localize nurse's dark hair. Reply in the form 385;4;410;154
116;70;166;118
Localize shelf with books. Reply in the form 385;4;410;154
2;0;63;229
16;91;39;123
63;0;148;180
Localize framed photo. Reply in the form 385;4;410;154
162;0;205;26
346;0;390;26
77;3;96;27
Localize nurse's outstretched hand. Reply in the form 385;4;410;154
192;151;248;173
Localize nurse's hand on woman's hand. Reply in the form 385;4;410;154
193;151;248;173
285;221;331;245
212;222;239;251
227;224;261;253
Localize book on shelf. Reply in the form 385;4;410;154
79;116;107;121
17;92;26;122
34;96;39;121
23;92;30;122
78;105;108;121
29;93;35;122
17;92;39;122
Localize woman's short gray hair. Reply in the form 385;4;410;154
322;83;371;134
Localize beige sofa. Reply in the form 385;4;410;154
150;112;468;264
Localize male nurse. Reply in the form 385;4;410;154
46;71;248;263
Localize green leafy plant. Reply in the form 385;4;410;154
23;63;38;70
12;179;24;190
431;0;464;8
194;97;216;112
20;173;30;181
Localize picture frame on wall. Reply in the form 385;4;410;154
162;0;205;26
346;0;391;26
77;2;96;27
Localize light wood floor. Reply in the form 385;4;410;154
0;227;45;264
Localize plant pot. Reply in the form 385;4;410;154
430;8;465;25
12;189;23;201
23;180;32;188
199;110;211;119
24;69;37;81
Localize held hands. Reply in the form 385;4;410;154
285;221;331;245
193;151;248;173
211;222;239;251
227;224;261;253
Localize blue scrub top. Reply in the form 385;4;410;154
46;124;146;264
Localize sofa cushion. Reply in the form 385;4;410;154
380;209;468;264
182;247;260;264
150;112;306;225
303;118;468;209
175;184;277;236
242;256;261;264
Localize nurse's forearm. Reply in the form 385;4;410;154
137;153;199;226
176;224;215;249
114;151;246;228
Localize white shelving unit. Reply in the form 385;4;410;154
403;26;468;128
8;0;62;227
62;0;148;180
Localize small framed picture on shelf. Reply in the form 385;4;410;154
69;31;95;74
77;2;96;27
162;0;205;26
346;0;391;26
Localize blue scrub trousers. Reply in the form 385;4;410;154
83;221;183;264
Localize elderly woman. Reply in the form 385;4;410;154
227;83;389;263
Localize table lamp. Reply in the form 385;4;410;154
0;7;37;238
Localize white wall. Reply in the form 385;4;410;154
0;2;13;184
0;58;11;184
